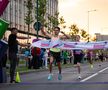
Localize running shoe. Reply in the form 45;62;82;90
48;74;53;80
58;74;62;80
78;75;82;79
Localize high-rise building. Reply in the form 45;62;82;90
0;0;58;43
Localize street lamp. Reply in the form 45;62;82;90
87;9;97;42
36;0;39;39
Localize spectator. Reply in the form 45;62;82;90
31;47;41;69
63;50;68;64
43;49;49;69
8;27;30;83
1;37;8;68
24;43;31;69
40;48;45;68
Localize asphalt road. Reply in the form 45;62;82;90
1;61;108;90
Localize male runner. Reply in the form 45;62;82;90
41;26;70;80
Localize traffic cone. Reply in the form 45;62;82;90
15;72;21;83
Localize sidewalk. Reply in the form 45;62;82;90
6;63;73;76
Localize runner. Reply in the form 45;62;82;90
41;26;70;80
73;35;83;79
87;50;93;69
99;51;104;67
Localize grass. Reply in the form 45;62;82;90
18;60;26;64
16;66;28;72
7;59;26;64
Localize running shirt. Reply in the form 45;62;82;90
50;36;60;52
8;34;18;54
73;49;83;64
73;49;82;57
87;51;92;58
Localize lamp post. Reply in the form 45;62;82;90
36;0;39;39
87;9;97;42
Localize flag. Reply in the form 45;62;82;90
0;18;9;39
0;0;9;16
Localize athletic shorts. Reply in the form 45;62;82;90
74;55;82;64
99;56;104;62
50;51;61;62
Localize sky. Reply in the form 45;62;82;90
58;0;108;35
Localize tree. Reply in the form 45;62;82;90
69;24;79;41
25;0;34;43
80;29;89;41
80;29;88;38
59;16;66;29
47;12;59;33
48;13;66;33
91;36;97;41
36;0;47;26
48;12;59;28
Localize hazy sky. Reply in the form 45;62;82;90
58;0;108;35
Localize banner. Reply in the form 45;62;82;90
104;43;108;49
31;39;108;50
0;0;9;16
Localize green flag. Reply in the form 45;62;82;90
0;18;9;39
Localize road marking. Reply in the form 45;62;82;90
80;73;98;82
80;67;108;82
98;67;108;73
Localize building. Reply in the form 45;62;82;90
95;33;108;41
0;0;58;43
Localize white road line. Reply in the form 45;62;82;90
98;67;108;73
80;73;98;82
80;66;108;82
